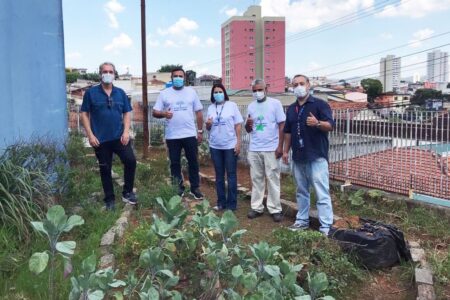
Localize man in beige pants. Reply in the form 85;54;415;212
245;79;286;222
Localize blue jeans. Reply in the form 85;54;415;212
210;147;238;210
292;158;333;234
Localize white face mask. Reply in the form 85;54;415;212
101;73;115;84
294;85;307;98
253;91;265;101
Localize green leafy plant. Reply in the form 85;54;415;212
69;253;126;300
349;189;365;206
29;205;84;300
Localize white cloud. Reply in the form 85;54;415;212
260;0;375;33
184;60;209;75
219;5;241;17
205;37;220;48
146;35;160;47
380;32;393;40
188;35;201;46
164;40;180;48
225;8;239;17
66;52;82;60
157;17;199;36
104;33;133;52
104;0;125;29
377;0;450;18
409;28;434;48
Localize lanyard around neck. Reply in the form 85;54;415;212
215;102;225;123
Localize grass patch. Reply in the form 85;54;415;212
0;133;120;299
272;228;364;298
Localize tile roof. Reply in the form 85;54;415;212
330;147;450;199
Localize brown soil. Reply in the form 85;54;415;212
198;163;416;300
130;148;417;299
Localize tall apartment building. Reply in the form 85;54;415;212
221;6;285;93
380;55;401;92
427;50;448;83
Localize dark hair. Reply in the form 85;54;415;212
210;83;230;103
171;67;186;78
292;74;310;83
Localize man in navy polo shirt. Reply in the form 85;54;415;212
282;74;334;235
81;62;137;210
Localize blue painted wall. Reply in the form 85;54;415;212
0;0;67;149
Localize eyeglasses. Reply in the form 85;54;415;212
107;96;114;108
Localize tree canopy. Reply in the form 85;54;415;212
411;89;442;105
157;64;183;73
360;78;383;102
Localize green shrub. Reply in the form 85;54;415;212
272;228;364;297
0;158;52;241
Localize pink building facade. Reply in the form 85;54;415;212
221;6;285;93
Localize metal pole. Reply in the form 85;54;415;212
141;0;149;158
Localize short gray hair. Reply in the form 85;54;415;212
251;78;266;87
292;74;310;84
99;62;116;74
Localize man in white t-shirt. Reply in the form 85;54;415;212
245;79;286;222
152;67;204;199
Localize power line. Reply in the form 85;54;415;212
305;30;450;74
234;44;450;90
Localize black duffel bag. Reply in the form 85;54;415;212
329;218;412;269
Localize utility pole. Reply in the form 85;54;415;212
140;0;149;158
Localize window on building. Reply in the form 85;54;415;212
249;28;254;32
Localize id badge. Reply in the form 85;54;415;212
298;138;304;148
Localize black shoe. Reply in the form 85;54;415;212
247;210;263;219
104;201;115;211
122;192;137;205
271;213;282;223
189;189;204;200
178;187;185;197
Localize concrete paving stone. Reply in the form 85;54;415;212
415;267;433;285
409;241;420;248
411;248;426;263
121;210;131;219
237;187;249;193
416;284;436;300
100;229;115;246
115;217;128;226
123;204;134;212
99;254;115;269
115;224;126;239
111;171;120;180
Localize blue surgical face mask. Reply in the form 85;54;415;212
214;92;225;103
173;77;184;88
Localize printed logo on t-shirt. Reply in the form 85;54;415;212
255;115;267;131
173;100;188;112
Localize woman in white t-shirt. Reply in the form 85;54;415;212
205;83;244;211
